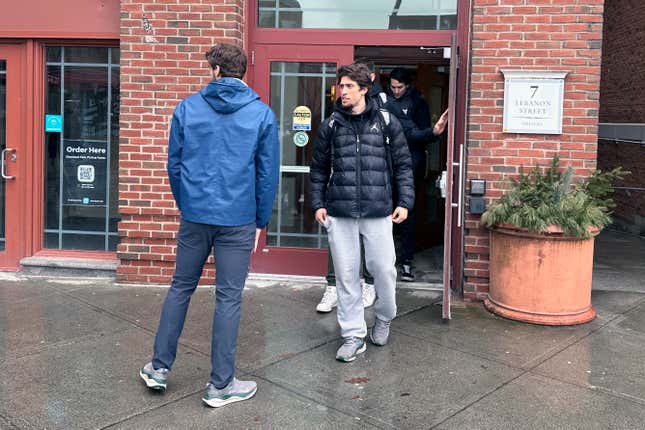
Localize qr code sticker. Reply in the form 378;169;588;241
77;165;95;183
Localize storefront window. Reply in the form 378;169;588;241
44;47;119;251
258;0;457;30
267;62;336;248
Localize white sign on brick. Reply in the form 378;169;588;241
501;70;568;135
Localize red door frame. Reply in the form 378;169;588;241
31;39;119;261
0;43;28;269
0;40;120;270
246;0;470;294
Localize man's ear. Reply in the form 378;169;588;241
212;65;221;80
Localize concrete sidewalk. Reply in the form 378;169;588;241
0;229;644;429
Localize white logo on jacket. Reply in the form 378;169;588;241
370;123;380;132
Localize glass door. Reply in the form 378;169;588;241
251;44;353;275
0;45;24;269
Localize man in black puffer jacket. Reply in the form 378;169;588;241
310;63;414;362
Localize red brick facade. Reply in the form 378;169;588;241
463;0;605;300
117;1;244;283
116;1;610;293
597;0;644;234
599;0;645;123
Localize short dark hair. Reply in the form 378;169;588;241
337;63;372;90
205;43;247;79
355;58;376;74
389;67;411;85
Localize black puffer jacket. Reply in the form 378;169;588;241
310;98;414;218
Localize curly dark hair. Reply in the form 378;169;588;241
205;43;247;79
337;63;373;90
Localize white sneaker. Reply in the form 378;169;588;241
362;282;376;308
316;286;338;313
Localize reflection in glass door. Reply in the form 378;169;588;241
0;60;6;251
267;62;337;249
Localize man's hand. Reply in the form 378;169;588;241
254;228;262;253
315;208;328;226
433;109;449;136
392;207;408;224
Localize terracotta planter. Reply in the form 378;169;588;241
484;224;598;325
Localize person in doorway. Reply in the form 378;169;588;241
310;63;414;362
139;43;280;408
388;67;448;282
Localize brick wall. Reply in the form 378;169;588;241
118;0;244;284
599;0;645;123
597;0;645;235
464;0;605;301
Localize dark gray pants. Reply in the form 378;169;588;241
152;219;255;388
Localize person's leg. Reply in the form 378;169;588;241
360;238;374;285
360;217;397;323
210;222;255;388
399;208;416;265
326;216;365;338
152;220;214;371
316;245;338;312
326;245;336;286
359;237;376;308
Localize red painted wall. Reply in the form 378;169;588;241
464;0;605;301
0;0;119;38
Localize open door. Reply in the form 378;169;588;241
441;34;460;320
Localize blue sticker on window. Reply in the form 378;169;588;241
45;114;63;132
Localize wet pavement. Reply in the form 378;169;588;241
0;229;644;429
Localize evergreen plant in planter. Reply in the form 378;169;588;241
481;155;628;325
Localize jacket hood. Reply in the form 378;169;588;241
368;82;385;98
200;77;260;114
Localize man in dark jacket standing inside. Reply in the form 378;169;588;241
139;43;279;408
389;67;448;282
310;63;414;362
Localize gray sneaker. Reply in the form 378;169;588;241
370;318;391;346
336;337;366;362
202;378;258;408
139;362;169;391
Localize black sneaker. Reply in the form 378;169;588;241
401;264;415;282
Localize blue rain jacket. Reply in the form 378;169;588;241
167;78;280;228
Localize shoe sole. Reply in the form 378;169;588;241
316;305;336;313
202;386;257;408
400;277;415;282
139;369;166;391
336;342;367;362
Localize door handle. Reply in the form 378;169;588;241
436;171;447;198
1;148;15;180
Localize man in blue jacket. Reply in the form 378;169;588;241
139;43;279;408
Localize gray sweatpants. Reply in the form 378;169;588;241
325;215;397;338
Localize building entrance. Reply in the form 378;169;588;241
355;46;451;287
250;41;460;319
